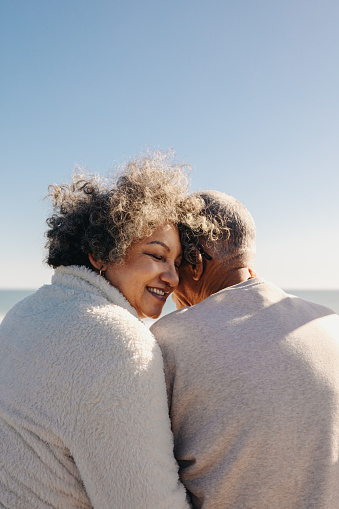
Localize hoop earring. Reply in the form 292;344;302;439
99;266;105;277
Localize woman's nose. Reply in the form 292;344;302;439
160;263;179;287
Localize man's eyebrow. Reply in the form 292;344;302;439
146;241;170;252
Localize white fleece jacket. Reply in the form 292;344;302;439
0;265;189;508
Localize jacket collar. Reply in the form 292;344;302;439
52;265;140;319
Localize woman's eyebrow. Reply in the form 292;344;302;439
146;241;170;252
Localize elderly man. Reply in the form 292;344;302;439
151;191;339;509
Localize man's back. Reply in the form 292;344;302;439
151;278;339;509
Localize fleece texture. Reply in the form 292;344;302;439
151;277;339;509
0;265;189;508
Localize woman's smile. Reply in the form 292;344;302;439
147;287;170;299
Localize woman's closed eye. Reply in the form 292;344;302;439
146;252;181;270
147;253;163;261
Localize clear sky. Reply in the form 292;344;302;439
1;0;338;289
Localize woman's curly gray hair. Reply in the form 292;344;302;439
46;151;220;269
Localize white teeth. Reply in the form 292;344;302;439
148;287;167;296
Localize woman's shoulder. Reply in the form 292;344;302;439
51;286;160;372
3;281;155;360
87;302;159;361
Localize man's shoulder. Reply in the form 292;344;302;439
150;299;214;347
151;305;192;338
151;280;257;338
151;306;189;329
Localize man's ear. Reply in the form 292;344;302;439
248;267;257;278
88;253;106;271
192;251;203;281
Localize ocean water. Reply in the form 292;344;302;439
1;288;338;325
284;289;339;315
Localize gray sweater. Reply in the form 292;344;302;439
151;278;339;509
0;265;188;509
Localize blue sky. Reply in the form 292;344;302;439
1;0;338;289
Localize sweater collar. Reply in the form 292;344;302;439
52;265;140;320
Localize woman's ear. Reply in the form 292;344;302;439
88;253;106;271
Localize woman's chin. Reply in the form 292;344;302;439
146;311;162;320
141;305;164;320
135;296;166;319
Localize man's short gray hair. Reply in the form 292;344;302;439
195;190;256;267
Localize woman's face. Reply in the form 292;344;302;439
105;224;182;319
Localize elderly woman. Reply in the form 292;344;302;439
0;153;209;508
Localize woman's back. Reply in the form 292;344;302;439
0;266;187;508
